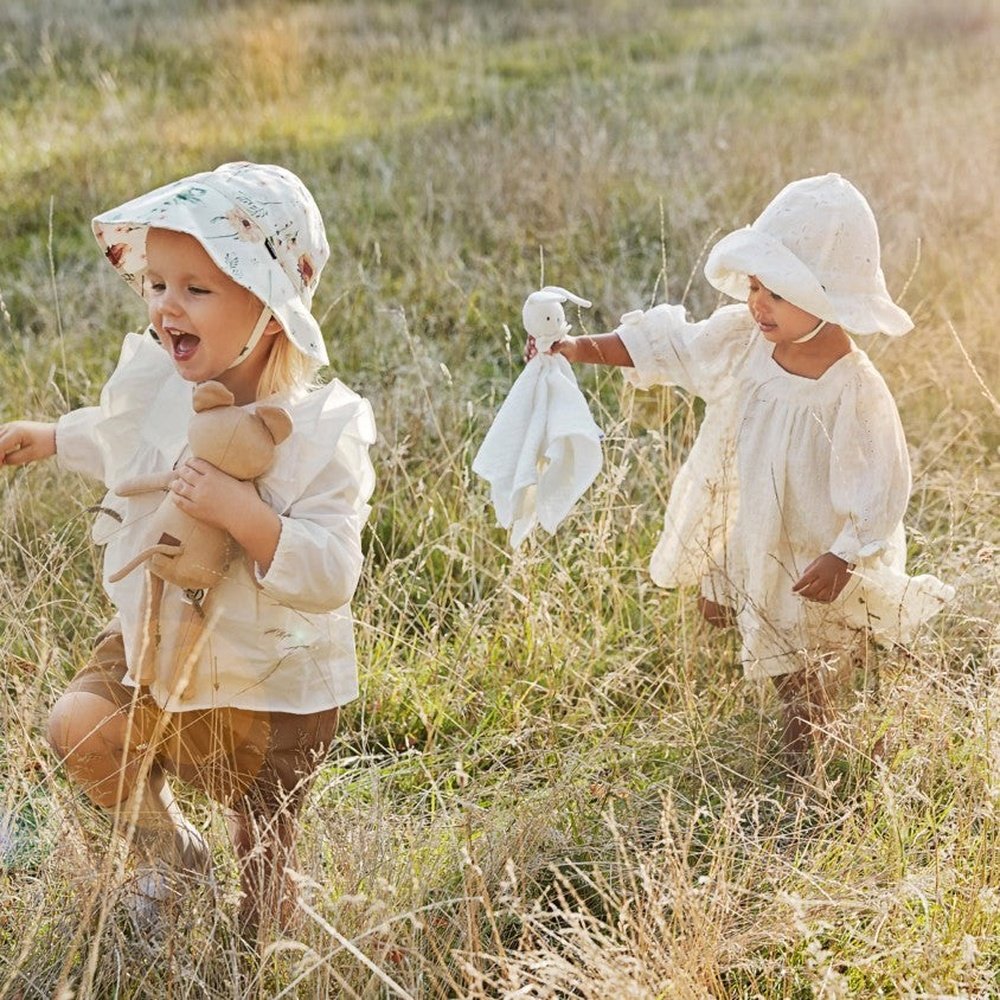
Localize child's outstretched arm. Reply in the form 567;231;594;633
0;421;56;467
526;332;634;367
528;304;755;403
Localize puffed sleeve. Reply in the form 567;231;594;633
827;366;911;564
255;382;377;613
617;303;755;400
55;405;105;478
55;330;183;486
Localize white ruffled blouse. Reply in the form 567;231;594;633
56;331;376;713
617;303;953;679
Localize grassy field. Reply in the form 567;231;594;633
1;0;998;995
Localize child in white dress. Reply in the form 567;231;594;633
531;174;953;760
0;162;376;937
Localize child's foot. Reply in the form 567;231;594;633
121;861;176;941
133;814;211;875
122;818;213;940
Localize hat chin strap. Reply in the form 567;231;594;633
792;318;827;344
225;308;272;371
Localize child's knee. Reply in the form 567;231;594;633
46;691;130;797
46;691;105;758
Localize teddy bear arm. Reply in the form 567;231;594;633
115;470;176;497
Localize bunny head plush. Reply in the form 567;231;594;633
107;380;292;695
522;285;592;352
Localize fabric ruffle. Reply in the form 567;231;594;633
57;331;191;491
844;560;956;643
618;303;754;400
259;379;376;515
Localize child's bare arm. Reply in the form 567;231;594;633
792;552;853;603
0;421;57;467
526;332;635;367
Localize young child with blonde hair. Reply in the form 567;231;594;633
529;174;953;763
0;162;375;936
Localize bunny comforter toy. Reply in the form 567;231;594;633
473;287;602;547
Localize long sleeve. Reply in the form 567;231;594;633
55;406;106;479
255;385;376;613
616;303;755;400
827;367;911;564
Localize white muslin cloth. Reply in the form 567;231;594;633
473;353;602;547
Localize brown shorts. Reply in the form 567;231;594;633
64;627;340;816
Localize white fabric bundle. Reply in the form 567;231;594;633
473;288;602;547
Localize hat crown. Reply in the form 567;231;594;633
752;174;882;295
204;162;330;300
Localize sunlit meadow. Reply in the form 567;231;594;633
0;0;997;996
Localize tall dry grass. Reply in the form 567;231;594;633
1;0;998;996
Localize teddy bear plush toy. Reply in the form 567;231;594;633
108;380;292;699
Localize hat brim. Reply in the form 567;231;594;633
705;227;836;321
704;227;912;337
93;177;330;365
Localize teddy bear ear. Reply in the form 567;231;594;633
192;381;235;412
255;406;293;445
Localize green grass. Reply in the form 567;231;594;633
1;0;999;996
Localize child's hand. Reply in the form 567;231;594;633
524;335;577;363
792;552;853;603
170;458;281;572
0;421;56;467
170;459;262;532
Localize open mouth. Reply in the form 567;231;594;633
167;329;201;361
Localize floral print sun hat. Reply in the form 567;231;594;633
92;161;331;365
704;173;913;336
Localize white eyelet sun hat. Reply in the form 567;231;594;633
704;173;913;336
92;161;331;365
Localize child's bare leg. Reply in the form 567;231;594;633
771;668;830;762
179;708;339;938
698;596;736;628
46;691;207;871
227;803;300;936
125;765;209;872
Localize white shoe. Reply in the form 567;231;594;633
123;822;213;941
121;862;176;941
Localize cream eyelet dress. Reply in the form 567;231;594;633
617;301;953;681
